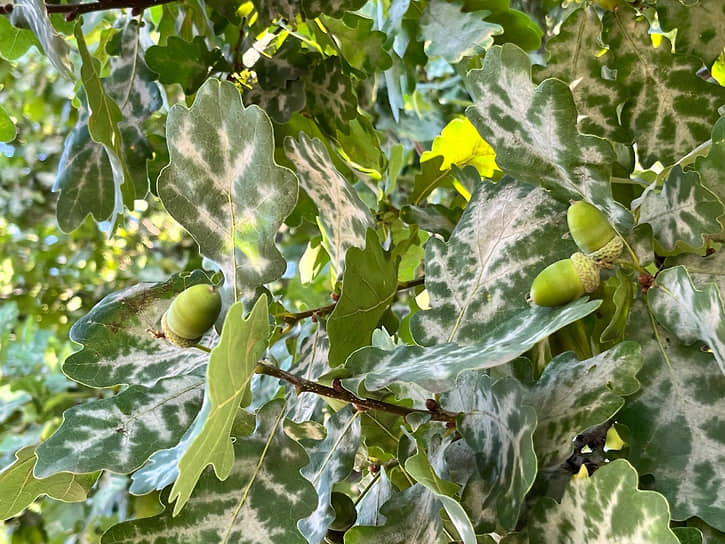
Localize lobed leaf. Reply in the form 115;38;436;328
443;374;537;532
345;298;601;393
102;400;316;544
168;296;269;515
158;78;297;302
525;341;642;468
34;374;204;477
411;174;572;346
657;0;725;63
529;460;680;543
0;446;98;521
466;43;631;230
284;133;374;277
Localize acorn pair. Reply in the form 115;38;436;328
530;202;623;307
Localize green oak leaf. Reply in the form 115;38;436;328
529;460;679;543
9;0;71;76
355;467;394;526
244;79;306;124
675;527;705;544
322;14;392;74
638;166;724;253
482;0;542;52
525;341;642;468
602;7;725;168
102;400;316;544
303;57;357;133
56;21;161;231
145;36;230;95
345;484;443;543
285;327;330;423
648;266;725;376
419;0;503;64
443;374;537;532
667;251;725;296
409;155;453;206
62;270;212;388
687;518;725;544
72;23;133;229
695;117;725;229
298;406;361;543
466;43;631;230
618;301;725;529
657;0;725;63
284;133;375;278
158;78;297;302
0;446;98;521
168;296;269;515
411;174;572;346
34;374;204;477
0;15;39;60
406;436;476;544
0;105;15;142
345;298;601;393
254;0;366;26
534;7;629;142
326;230;399;366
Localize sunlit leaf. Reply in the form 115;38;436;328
0;105;16;143
158;78;297;302
0;446;97;521
466;43;631;230
168;296;269;515
411;174;572;346
420;118;498;178
9;0;71;76
102;400;316;543
529;460;680;543
0;15;39;60
322;14;392;74
34;374;204;477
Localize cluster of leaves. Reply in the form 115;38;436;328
1;0;725;543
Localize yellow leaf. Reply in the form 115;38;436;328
421;117;498;178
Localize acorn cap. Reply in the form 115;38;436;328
571;252;600;293
567;201;617;255
588;235;623;263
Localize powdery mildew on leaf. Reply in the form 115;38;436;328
526;341;642;468
298;406;361;543
603;7;725;168
284;133;374;276
62;271;213;388
101;400;316;544
285;327;330;424
529;460;680;543
411;175;571;346
534;7;629;142
466;43;631;231
657;0;725;63
345;298;600;393
34;374;204;477
9;0;71;77
419;0;503;64
618;302;725;529
158;79;297;301
638;166;724;252
169;297;269;515
0;446;97;520
443;374;537;532
649;266;725;376
303;57;357;132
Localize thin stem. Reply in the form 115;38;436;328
254;362;458;425
278;277;425;324
194;344;212;353
45;0;178;19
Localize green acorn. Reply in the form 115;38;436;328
328;492;357;532
162;284;222;347
567;201;623;264
530;252;600;307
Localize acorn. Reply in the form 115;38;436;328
328;492;357;532
162;284;222;347
567;201;623;264
530;252;600;307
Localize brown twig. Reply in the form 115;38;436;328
255;362;457;425
45;0;178;20
278;277;425;324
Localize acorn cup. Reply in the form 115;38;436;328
567;201;623;265
162;284;222;347
529;252;600;307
